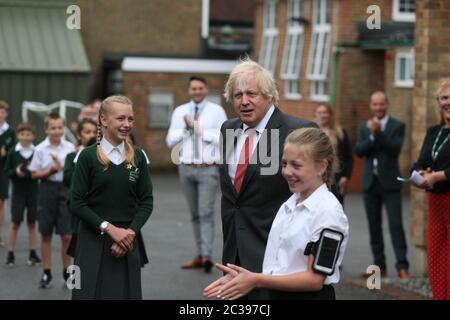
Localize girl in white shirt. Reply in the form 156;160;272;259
204;127;349;300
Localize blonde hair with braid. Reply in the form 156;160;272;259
97;95;135;171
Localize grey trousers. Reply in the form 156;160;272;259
178;164;219;257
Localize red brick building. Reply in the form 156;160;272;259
254;0;415;191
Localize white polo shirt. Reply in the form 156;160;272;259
262;184;349;285
29;137;75;182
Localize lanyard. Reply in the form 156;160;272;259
431;127;450;161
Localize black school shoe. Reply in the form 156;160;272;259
28;250;42;266
5;252;15;267
39;273;52;289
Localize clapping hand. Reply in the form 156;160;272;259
367;117;381;136
0;146;6;157
183;114;193;130
50;154;63;172
15;163;26;177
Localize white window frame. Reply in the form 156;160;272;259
259;0;279;75
394;48;414;88
307;0;330;101
280;0;304;100
392;0;415;22
148;89;174;128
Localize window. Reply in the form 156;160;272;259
259;0;279;75
395;49;414;88
207;91;222;106
307;0;330;101
280;0;304;100
148;89;173;128
392;0;415;22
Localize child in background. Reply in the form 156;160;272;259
0;101;16;247
4;123;40;266
204;128;349;300
29;113;75;289
63;119;97;257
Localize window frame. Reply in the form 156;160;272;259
392;0;415;22
394;48;414;88
280;0;304;100
148;89;174;129
307;0;331;101
259;0;279;75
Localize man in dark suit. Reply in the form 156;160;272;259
354;91;410;279
218;59;316;299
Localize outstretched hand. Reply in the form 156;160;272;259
203;263;258;300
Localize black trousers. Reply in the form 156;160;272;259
363;176;409;271
267;285;335;300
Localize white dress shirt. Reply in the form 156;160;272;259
370;115;389;169
29;137;75;182
262;184;349;285
100;137;125;165
228;105;275;183
0;122;9;135
166;99;227;164
15;142;35;159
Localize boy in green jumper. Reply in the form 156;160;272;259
0;101;16;247
4;123;40;266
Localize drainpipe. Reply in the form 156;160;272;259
201;0;210;57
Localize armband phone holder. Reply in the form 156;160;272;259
304;228;344;276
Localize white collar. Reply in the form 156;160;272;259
191;99;207;113
41;137;67;148
0;122;9;132
100;137;125;156
15;142;35;152
243;105;275;134
283;183;328;213
379;114;389;128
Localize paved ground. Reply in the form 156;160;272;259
0;173;425;300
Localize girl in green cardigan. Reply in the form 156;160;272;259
70;95;153;300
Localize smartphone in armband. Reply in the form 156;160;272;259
312;229;344;276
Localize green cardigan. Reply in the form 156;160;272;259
70;144;153;232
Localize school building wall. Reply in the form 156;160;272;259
122;71;233;171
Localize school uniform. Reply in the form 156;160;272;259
70;138;153;300
4;143;38;224
0;122;16;199
28;137;75;235
262;184;349;300
63;149;80;257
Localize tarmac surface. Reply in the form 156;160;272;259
0;173;426;300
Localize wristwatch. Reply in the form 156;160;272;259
99;221;109;234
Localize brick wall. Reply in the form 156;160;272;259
411;0;450;275
76;0;202;97
123;72;233;170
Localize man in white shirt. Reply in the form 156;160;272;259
166;76;227;272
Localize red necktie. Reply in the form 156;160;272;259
234;131;254;193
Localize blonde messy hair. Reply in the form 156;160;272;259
285;127;335;189
97;95;135;170
435;79;450;125
224;57;279;105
